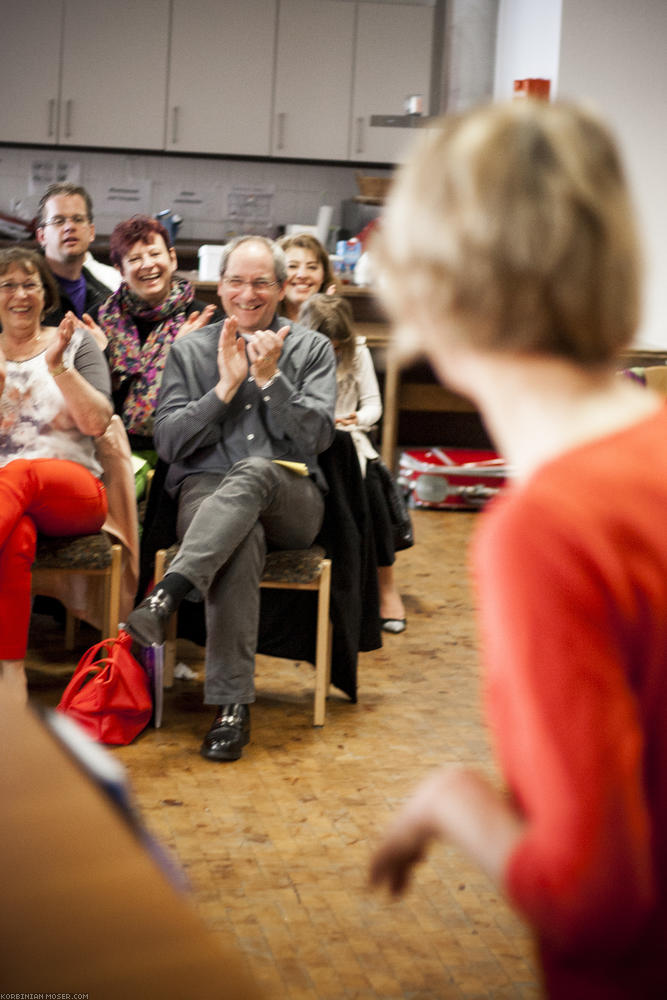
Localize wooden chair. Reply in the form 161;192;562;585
154;543;333;726
32;534;123;647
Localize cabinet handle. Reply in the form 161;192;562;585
64;99;73;138
171;106;180;144
277;112;286;151
356;116;364;155
47;99;56;138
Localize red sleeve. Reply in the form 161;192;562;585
473;491;655;955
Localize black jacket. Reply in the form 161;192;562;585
44;265;113;325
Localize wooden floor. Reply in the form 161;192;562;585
26;509;541;999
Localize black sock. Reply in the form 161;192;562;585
155;572;192;604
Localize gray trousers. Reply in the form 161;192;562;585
168;457;325;706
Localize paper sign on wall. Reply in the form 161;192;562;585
28;160;81;194
99;180;152;215
158;185;218;221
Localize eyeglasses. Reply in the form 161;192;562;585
40;214;90;228
0;279;42;294
221;277;280;293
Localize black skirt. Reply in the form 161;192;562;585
364;458;395;568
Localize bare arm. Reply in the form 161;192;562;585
369;765;525;895
45;313;112;437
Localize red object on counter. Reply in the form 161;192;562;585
513;78;551;100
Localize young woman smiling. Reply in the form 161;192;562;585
277;232;337;321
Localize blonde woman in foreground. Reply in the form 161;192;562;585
369;99;667;998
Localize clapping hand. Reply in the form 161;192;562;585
80;312;108;351
215;317;248;401
45;311;76;372
176;303;217;340
246;325;289;386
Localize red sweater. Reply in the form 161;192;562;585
472;406;667;998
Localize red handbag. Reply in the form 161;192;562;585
57;630;152;745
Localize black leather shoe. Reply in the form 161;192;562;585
124;588;176;647
200;704;250;762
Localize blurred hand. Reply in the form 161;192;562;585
80;312;107;351
175;303;217;339
369;765;524;895
335;413;358;427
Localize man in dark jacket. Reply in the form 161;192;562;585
37;182;112;327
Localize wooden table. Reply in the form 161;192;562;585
0;690;264;998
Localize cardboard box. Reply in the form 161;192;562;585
398;447;510;510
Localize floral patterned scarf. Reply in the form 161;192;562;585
99;278;194;437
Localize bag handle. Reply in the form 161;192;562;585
58;631;135;707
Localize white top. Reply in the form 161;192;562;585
336;337;382;476
0;328;103;477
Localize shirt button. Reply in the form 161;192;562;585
247;433;255;441
263;394;271;402
245;403;252;410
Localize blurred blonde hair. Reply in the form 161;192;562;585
375;99;641;366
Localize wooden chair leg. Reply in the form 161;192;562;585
313;558;332;727
154;548;177;688
108;544;122;637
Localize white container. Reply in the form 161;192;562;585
198;244;225;281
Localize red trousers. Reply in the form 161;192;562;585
0;459;107;659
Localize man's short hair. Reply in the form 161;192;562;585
219;236;287;286
38;183;94;225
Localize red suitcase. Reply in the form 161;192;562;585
398;447;510;510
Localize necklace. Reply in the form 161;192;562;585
0;329;46;362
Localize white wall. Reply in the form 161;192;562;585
0;147;378;247
495;0;667;348
494;0;561;99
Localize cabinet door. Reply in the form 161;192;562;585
59;0;169;149
0;0;63;144
167;0;275;156
351;2;434;164
273;0;355;160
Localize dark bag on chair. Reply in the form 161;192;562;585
374;459;414;551
57;630;152;745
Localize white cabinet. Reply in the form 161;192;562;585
272;0;356;160
0;0;64;144
166;0;276;156
0;0;434;163
0;0;168;149
59;0;170;149
351;2;435;163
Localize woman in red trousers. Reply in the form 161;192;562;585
0;248;112;702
